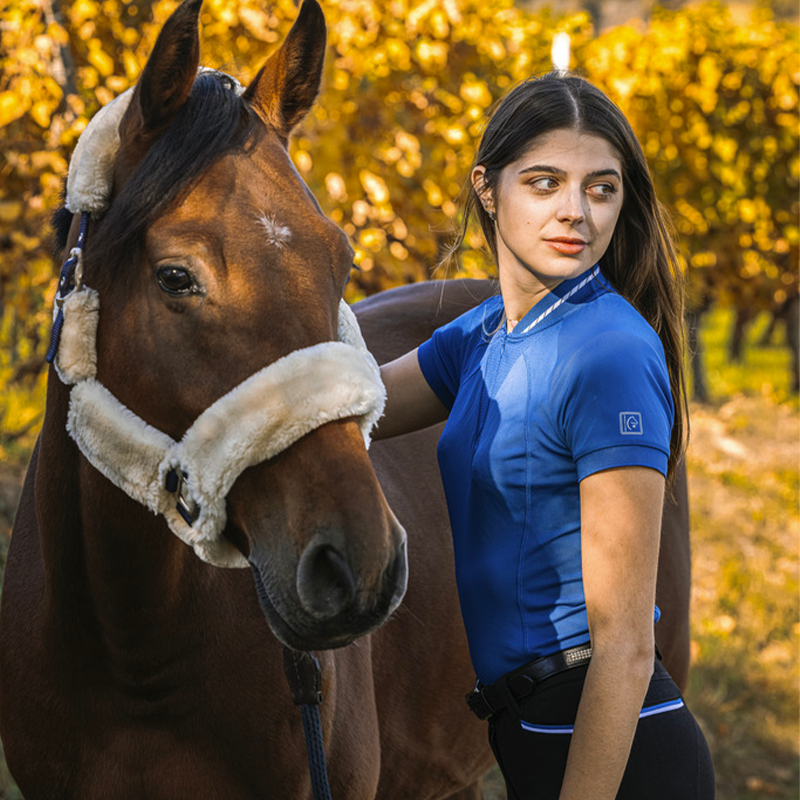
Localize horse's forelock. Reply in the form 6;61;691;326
86;72;258;281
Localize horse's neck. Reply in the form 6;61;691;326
35;374;204;651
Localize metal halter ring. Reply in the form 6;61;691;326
164;468;201;526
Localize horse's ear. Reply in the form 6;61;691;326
120;0;202;144
244;0;326;141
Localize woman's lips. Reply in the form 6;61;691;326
545;238;587;255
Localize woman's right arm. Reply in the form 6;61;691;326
373;348;449;440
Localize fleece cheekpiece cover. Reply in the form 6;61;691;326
56;70;386;568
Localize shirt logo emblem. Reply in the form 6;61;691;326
620;412;643;435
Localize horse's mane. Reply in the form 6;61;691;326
52;203;73;252
53;72;258;275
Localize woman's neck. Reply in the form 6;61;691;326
498;263;562;329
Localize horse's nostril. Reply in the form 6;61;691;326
296;543;357;620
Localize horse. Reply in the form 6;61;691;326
0;0;690;797
0;1;492;796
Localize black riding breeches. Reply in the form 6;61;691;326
487;660;715;799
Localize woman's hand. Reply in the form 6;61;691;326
373;349;449;440
558;465;665;800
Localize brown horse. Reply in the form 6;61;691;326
0;1;690;797
0;1;492;797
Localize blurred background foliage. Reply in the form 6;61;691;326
0;0;798;456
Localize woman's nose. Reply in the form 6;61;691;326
557;187;585;223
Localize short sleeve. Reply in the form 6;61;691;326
417;298;499;410
417;323;464;410
560;330;674;480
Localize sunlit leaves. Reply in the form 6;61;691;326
577;3;798;309
292;0;565;292
0;0;797;448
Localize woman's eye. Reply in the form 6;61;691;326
589;183;617;198
530;177;558;191
157;266;194;295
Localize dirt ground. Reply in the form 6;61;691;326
682;395;799;800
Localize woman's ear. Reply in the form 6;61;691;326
471;165;495;219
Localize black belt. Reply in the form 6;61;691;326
466;644;593;720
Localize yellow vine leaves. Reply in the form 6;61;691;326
0;0;797;449
580;3;799;311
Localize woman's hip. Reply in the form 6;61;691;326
486;659;715;799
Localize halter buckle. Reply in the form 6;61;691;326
165;468;201;526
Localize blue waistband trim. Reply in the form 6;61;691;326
637;698;685;718
519;698;685;735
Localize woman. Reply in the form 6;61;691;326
375;74;714;798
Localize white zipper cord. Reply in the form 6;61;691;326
517;265;601;335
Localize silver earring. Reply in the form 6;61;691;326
487;208;496;221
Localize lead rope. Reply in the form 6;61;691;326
252;563;334;800
282;648;334;800
301;701;333;800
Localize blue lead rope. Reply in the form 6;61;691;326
279;645;334;799
301;702;334;800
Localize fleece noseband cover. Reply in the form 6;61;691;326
60;294;384;568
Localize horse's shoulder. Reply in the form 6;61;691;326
10;438;39;536
354;279;497;364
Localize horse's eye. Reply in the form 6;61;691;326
157;266;194;295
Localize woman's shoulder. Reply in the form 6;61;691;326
417;293;503;404
568;289;663;350
557;293;668;389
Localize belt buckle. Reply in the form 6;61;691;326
564;645;592;667
465;686;492;720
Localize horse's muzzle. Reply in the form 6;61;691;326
249;534;408;651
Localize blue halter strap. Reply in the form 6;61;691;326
46;211;90;365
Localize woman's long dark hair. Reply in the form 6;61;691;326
444;72;688;481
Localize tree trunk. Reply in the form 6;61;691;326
785;295;799;393
756;309;780;347
686;306;709;403
728;306;754;362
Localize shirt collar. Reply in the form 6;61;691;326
509;264;604;337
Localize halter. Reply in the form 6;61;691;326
49;73;386;569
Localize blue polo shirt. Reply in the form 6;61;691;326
417;266;673;684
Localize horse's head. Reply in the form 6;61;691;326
56;0;407;651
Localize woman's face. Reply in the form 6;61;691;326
474;128;624;293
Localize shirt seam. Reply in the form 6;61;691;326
518;355;533;655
